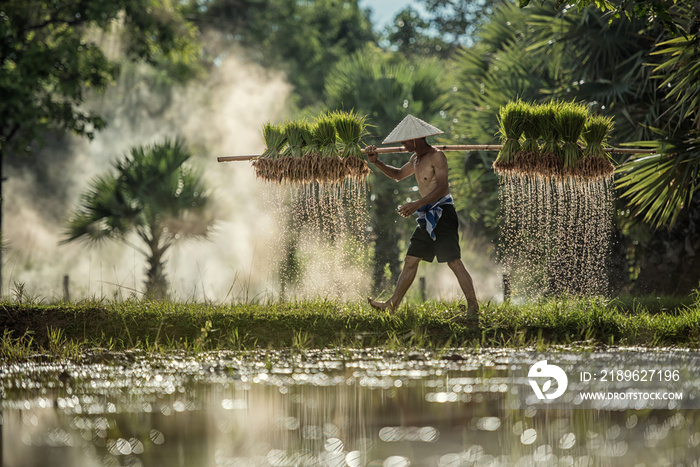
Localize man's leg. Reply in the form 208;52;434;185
446;258;479;313
369;255;421;310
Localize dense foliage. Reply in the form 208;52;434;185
188;0;376;106
0;0;200;156
442;0;700;293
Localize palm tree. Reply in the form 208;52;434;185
63;138;214;299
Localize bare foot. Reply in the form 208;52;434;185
458;302;479;325
368;297;393;310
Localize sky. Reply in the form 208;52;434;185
358;0;422;30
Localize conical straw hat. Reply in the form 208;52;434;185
382;114;444;144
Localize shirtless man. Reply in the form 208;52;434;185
365;115;479;315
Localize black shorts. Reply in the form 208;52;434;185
406;204;461;263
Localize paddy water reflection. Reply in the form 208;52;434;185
2;348;700;466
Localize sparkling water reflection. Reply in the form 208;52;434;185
2;348;700;466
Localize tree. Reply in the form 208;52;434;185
523;0;700;292
445;1;563;240
384;7;448;57
383;0;506;57
63;138;214;299
615;33;700;228
0;0;201;293
323;45;448;293
189;0;376;106
0;0;199;154
519;0;696;36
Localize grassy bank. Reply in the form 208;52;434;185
1;295;699;361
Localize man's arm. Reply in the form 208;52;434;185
397;151;450;218
365;145;415;181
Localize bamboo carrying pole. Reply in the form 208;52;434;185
216;145;654;162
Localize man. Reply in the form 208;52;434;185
365;114;479;315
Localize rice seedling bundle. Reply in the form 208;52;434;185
261;122;287;159
251;111;370;185
333;110;371;181
556;101;587;170
494;100;528;172
252;123;286;182
333;110;367;160
521;105;541;154
493;100;615;180
313;114;339;158
497;102;617;300
534;103;564;177
512;103;542;175
582;115;613;158
538;104;561;158
579;115;615;179
282;120;312;158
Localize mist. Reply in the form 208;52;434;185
4;49;292;302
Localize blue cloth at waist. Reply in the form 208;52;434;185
414;194;453;241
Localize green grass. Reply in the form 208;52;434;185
1;296;699;362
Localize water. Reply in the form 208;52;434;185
263;179;371;300
3;349;700;466
498;174;614;299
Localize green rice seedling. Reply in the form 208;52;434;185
513;102;542;176
556;101;588;169
521;103;541;154
303;122;320;156
332;110;367;159
282;120;312;158
535;102;565;177
312;114;340;158
579;114;615;179
261;122;286;159
582;115;614;158
538;103;560;156
495;100;528;166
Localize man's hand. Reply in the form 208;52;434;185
365;145;378;164
398;200;421;218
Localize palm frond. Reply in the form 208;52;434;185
651;35;700;131
62;173;135;244
616;134;700;228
